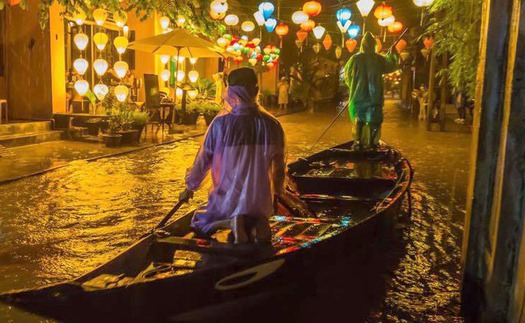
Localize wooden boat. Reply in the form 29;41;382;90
0;141;413;322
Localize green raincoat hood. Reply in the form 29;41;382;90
360;32;377;54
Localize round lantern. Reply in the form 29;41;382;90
74;32;89;51
275;23;289;37
303;1;322;17
93;84;109;100
388;21;403;33
190;57;198;65
378;15;395;27
292;11;309;24
267;62;275;68
210;0;228;14
188;70;200;83
249;58;258;66
356;0;375;17
414;0;434;7
114;85;129;102
113;36;129;55
252;38;262;46
347;25;361;39
93;8;107;26
345;38;357;52
114;61;129;79
296;30;308;42
217;37;229;48
159;16;170;29
374;4;393;19
73;58;88;76
73;9;86;26
253;11;266;26
177;15;186;27
336;7;352;25
264;17;277;33
225;14;239;26
161;69;170;82
188;90;198;100
300;19;316;32
335;46;343;59
94;59;109;76
160;55;170;65
241;21;255;32
395;39;407;53
94;32;108;51
74;80;89;96
113;11;128;28
177;70;185;82
312;25;326;40
210;10;226;20
423;36;434;49
259;2;275;20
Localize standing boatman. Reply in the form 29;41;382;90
344;32;399;149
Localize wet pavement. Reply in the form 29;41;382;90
0;100;471;322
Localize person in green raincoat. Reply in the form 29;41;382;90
344;32;399;149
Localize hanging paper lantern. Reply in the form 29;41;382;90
263;46;272;55
345;38;358;52
159;55;170;65
210;0;228;14
73;9;86;26
159;16;170;29
74;32;89;51
303;1;322;17
413;0;434;7
337;21;351;33
264;17;277;32
374;4;393;19
312;25;326;40
253;11;266;26
292;11;309;24
8;0;22;6
335;46;343;59
217;37;229;48
224;14;239;26
347;25;361;39
295;39;303;49
73;58;88;76
336;7;352;25
177;15;186;27
188;70;199;83
296;30;308;42
161;69;170;82
123;26;130;38
312;43;321;54
300;19;316;32
376;38;382;53
93;33;108;51
275;23;289;37
187;90;198;100
210;10;226;20
388;21;403;33
175;88;183;100
93;8;107;26
378;15;395;27
400;51;410;61
113;36;129;55
177;70;185;82
259;2;275;20
113;11;128;28
114;85;129;102
395;39;407;53
190;57;198;65
252;38;262;46
323;34;333;50
249;58;258;66
94;84;109;100
356;0;375;17
267;62;275;69
114;61;129;79
241;21;255;32
74;80;89;96
423;36;434;49
93;59;108;76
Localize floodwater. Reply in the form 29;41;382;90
0;100;470;322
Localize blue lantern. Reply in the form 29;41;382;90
347;25;361;39
264;17;277;32
336;7;352;25
259;2;275;20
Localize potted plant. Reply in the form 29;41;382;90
132;110;150;141
182;101;203;125
116;102;139;145
203;101;221;126
102;107;123;147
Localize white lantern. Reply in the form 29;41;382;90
94;32;109;51
74;80;89;96
252;38;261;46
178;56;186;63
241;21;255;32
224;14;239;26
291;11;308;24
177;15;186;26
160;55;170;65
114;61;129;79
217;37;229;48
188;90;198;100
357;0;375;17
113;11;127;28
378;15;395;27
93;8;107;26
73;9;86;26
189;57;198;65
159;16;170;29
337;20;351;33
73;58;88;76
253;11;265;26
113;36;129;55
94;59;109;77
313;25;326;40
74;32;89;51
188;70;199;83
161;69;171;82
413;0;434;7
114;85;129;102
177;70;185;82
93;83;109;100
176;88;183;100
210;0;228;14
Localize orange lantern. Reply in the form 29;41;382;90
423;36;434;49
345;38;357;53
8;0;21;5
210;11;226;20
303;1;322;17
376;38;382;53
373;4;393;19
296;30;308;42
300;19;316;32
323;34;332;50
395;39;407;53
275;23;289;37
388;21;403;33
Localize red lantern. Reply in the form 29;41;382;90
303;1;322;17
210;11;226;20
323;34;332;50
234;56;244;63
395;39;407;53
296;30;308;42
423;36;434;49
345;39;357;53
300;19;316;32
275;23;289;37
376;38;382;53
388;21;403;33
373;4;393;19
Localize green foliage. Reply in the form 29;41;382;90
132;110;149;126
426;0;482;98
187;101;205;114
101;87;135;133
192;78;216;100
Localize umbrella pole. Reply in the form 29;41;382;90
172;47;181;127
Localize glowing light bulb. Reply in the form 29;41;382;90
74;32;89;51
177;70;185;82
114;61;129;79
114;85;129;102
94;59;109;76
159;16;170;29
94;83;109;100
74;80;89;96
161;69;170;82
160;55;170;65
73;58;88;76
189;57;198;65
188;70;199;83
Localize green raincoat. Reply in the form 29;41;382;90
344;33;398;124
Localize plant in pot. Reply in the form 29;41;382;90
132;110;150;141
116;101;140;146
103;107;123;147
203;101;221;126
182;101;203;125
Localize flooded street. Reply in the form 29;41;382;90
0;100;470;322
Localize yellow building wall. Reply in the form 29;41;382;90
49;3;66;114
261;67;277;95
0;77;6;99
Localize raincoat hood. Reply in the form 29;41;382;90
360;32;377;54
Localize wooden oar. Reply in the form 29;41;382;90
154;199;187;231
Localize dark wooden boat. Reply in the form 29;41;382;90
0;141;413;322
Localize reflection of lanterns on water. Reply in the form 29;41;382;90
94;59;109;76
114;61;129;79
292;10;309;24
74;32;89;51
160;55;170;65
73;58;88;76
74;80;89;96
94;83;109;100
188;70;199;83
224;14;239;26
114;36;129;55
93;8;107;26
356;0;375;17
94;33;108;51
177;70;185;82
161;69;171;82
113;11;127;28
114;85;129;102
188;90;198;100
